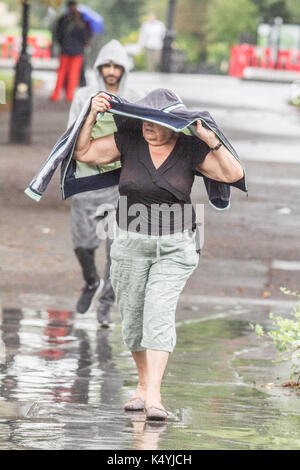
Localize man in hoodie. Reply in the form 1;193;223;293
68;39;143;326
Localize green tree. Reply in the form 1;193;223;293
285;0;300;23
252;0;290;22
252;0;300;23
4;0;19;11
175;0;210;63
205;0;259;70
142;0;167;21
207;0;259;46
82;0;146;41
1;1;49;29
4;0;147;37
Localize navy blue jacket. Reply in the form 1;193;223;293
56;13;91;56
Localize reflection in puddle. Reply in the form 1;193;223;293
0;308;300;449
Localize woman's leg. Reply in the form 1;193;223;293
141;233;200;410
131;351;148;400
131;350;169;408
145;350;169;408
109;238;151;403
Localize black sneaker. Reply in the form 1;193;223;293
76;279;103;314
97;304;113;327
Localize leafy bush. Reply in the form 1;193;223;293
173;34;201;68
0;72;14;105
206;42;231;72
132;53;146;71
120;30;146;71
207;0;258;46
250;287;300;384
289;100;300;109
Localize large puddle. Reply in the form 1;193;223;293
0;307;299;450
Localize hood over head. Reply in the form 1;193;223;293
93;39;131;95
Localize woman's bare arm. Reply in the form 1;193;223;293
194;120;244;183
73;92;121;165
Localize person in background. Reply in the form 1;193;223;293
138;14;166;72
50;0;92;102
68;39;144;326
79;58;88;87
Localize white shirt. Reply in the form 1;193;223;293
138;20;166;50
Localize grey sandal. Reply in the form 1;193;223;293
124;397;145;411
146;406;168;421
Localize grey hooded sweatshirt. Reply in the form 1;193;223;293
68;39;142;127
67;40;144;249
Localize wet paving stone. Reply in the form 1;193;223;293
0;307;300;450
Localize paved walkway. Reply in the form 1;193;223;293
1;72;300;313
1;73;300;450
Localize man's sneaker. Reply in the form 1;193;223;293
76;279;104;314
97;304;113;327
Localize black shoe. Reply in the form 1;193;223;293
76;279;103;314
97;304;113;327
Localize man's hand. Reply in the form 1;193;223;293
90;93;112;118
196;119;219;149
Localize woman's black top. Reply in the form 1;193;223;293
114;126;210;235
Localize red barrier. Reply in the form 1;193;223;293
294;52;300;71
0;35;51;60
229;44;300;77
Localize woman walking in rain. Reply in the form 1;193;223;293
72;91;245;420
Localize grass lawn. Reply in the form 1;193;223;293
292;102;300;109
0;71;14;105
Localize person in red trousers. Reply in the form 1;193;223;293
50;1;92;102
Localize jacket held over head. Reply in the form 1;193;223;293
25;88;248;211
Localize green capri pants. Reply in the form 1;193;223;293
110;227;199;353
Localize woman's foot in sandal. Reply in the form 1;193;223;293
146;405;168;421
124;396;145;411
124;383;147;411
145;394;168;420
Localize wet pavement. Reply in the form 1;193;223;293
1;72;300;310
1;306;300;450
1;72;300;449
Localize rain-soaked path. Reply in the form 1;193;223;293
1;72;300;450
1;307;300;450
